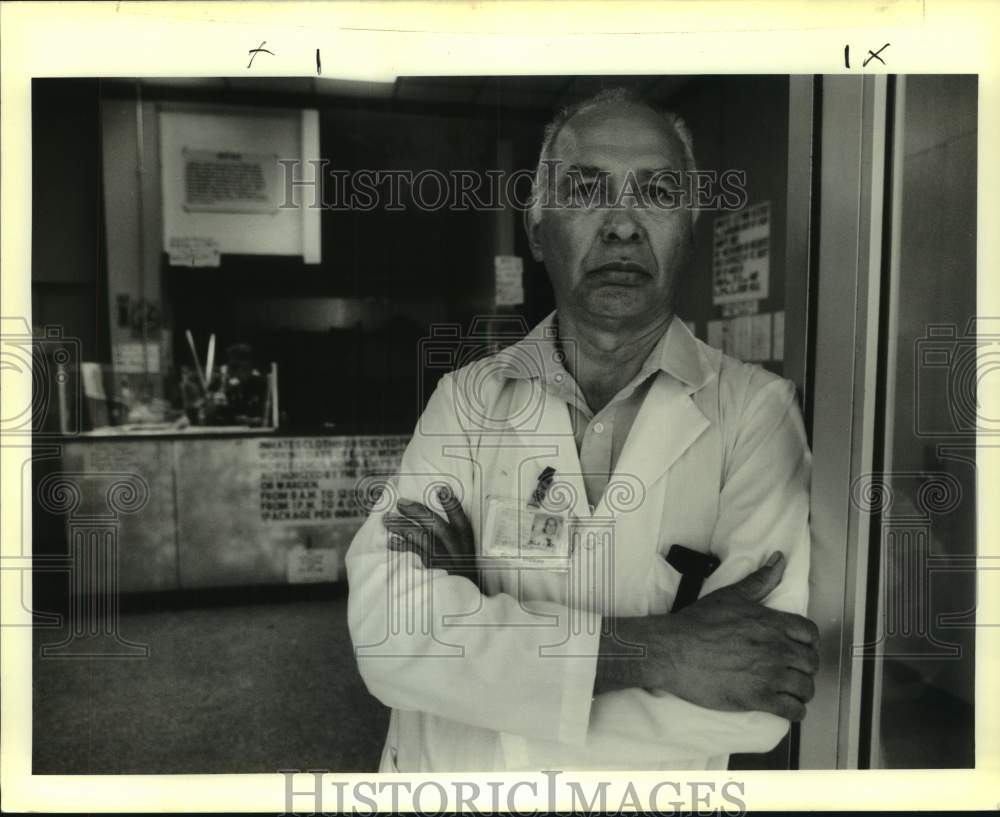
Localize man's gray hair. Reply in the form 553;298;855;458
527;86;698;226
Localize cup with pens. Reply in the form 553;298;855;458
183;330;279;428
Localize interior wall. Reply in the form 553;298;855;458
159;107;311;256
44;77;793;431
31;79;108;371
163;101;547;432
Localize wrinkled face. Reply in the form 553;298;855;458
526;102;694;327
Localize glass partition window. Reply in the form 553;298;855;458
867;74;977;769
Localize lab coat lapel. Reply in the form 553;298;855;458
599;374;710;517
505;377;590;519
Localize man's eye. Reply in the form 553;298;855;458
569;178;601;203
647;181;679;197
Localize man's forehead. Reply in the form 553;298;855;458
551;102;683;169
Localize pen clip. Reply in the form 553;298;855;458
528;466;557;508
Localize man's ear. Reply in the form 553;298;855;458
523;207;544;263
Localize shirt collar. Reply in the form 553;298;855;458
494;310;715;392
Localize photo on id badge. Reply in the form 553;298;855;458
482;496;571;566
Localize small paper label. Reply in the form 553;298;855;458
720;300;760;317
168;236;221;268
494;255;524;306
81;362;106;399
113;342;161;374
750;313;773;361
773;311;785;361
287;545;340;583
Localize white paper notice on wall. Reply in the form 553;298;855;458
706;315;772;361
167;236;221;268
731;316;753;360
712;201;770;304
720;300;759;318
286;545;340;584
707;319;728;355
494;255;525;306
750;313;773;361
81;362;106;399
113;342;161;374
773;310;785;361
183;148;279;214
160;109;320;261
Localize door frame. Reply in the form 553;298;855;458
796;74;892;769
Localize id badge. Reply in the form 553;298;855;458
481;496;572;568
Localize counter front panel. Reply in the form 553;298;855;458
61;433;409;591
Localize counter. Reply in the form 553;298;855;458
56;430;409;592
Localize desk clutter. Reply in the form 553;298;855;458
72;332;279;434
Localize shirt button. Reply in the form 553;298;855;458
554;373;564;383
593;421;605;434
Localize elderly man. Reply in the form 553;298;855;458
346;88;818;772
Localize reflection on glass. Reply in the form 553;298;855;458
872;74;977;768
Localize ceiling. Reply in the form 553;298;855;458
137;75;694;115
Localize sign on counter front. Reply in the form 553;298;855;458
257;436;408;525
62;433;412;591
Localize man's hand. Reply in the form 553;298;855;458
382;487;482;590
598;552;820;721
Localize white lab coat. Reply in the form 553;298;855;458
346;316;811;772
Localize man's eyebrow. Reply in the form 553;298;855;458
559;164;680;178
563;164;604;177
635;166;680;179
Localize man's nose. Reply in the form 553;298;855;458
599;205;644;244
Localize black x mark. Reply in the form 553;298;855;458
863;43;890;67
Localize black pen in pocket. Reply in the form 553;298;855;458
665;544;720;612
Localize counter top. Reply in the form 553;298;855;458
60;425;411;442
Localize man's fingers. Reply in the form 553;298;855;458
437;487;474;547
783;639;821;676
396;500;458;557
729;552;786;602
767;691;808;722
780;612;821;646
778;668;816;703
383;515;432;566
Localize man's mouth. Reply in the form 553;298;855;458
587;261;652;285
